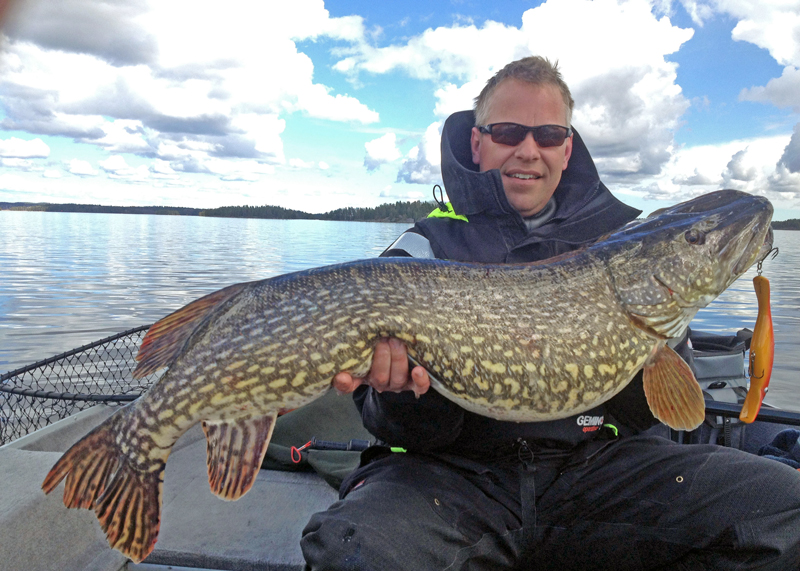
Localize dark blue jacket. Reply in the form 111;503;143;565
357;110;649;456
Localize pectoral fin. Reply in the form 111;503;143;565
202;413;277;500
643;344;705;431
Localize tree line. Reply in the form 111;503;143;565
1;200;439;223
771;219;800;230
5;200;798;228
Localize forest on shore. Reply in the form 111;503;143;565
4;200;799;228
0;200;439;223
772;219;800;230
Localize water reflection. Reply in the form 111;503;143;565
1;213;798;411
1;212;410;371
694;230;799;412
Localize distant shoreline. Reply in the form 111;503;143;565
3;201;798;229
0;200;438;224
770;220;800;230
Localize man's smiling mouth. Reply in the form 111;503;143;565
508;173;542;180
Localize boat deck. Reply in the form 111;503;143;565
0;406;338;571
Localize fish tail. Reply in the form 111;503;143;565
42;411;167;563
94;454;164;563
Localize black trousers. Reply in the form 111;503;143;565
301;435;800;570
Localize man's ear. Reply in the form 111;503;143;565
562;134;573;171
470;127;482;166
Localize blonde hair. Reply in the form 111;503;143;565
474;56;574;127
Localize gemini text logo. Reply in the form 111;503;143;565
577;415;604;433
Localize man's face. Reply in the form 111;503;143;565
470;79;573;217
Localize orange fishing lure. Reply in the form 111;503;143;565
739;275;774;423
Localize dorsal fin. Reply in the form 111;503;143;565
133;282;249;378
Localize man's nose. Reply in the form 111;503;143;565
514;131;542;159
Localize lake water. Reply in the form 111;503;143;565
1;211;798;412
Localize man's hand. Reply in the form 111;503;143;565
333;337;431;397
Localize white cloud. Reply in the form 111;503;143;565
685;1;800;116
396;122;443;185
677;0;716;25
645;133;799;203
364;133;401;171
293;84;379;124
678;0;800;66
724;1;800;67
68;159;97;177
150;159;178;177
337;0;694;182
1;158;34;169
2;0;796;213
778;122;800;173
92;120;153;154
723;149;759;183
740;66;800;112
0;137;50;158
668;1;800;206
287;158;329;171
433;81;484;118
334;19;524;82
0;0;376;178
99;155;132;173
97;154;150;182
289;158;316;169
379;185;426;201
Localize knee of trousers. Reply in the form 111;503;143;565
300;484;464;571
300;474;519;571
301;510;370;571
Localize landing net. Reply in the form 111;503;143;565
0;326;161;445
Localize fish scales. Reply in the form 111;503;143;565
42;189;775;563
135;256;648;438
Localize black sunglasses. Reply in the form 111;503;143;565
478;123;573;148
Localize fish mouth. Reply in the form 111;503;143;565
728;220;773;277
755;225;774;264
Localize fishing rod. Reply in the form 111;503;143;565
705;401;800;427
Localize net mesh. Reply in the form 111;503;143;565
0;325;162;445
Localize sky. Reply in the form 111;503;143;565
0;0;798;219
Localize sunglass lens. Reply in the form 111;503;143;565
536;126;567;148
489;124;568;147
490;123;527;146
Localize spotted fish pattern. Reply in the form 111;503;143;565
42;189;774;563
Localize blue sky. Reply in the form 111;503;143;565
0;0;798;219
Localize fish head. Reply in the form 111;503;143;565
599;189;773;339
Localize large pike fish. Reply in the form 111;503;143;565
43;189;773;562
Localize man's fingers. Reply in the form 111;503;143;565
410;366;431;397
342;337;427;395
369;339;392;390
387;338;410;390
333;371;361;394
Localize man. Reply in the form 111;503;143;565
301;56;800;570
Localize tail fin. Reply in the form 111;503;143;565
42;415;168;563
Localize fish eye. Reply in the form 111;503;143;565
684;229;705;245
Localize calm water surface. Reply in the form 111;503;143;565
1;211;798;411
